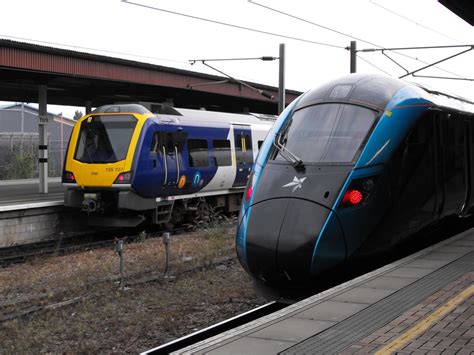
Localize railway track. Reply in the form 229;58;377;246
0;253;238;324
0;220;238;324
0;224;198;267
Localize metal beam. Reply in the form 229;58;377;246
399;47;473;79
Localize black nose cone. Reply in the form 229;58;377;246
245;198;340;286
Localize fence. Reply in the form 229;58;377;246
0;107;73;180
0;133;66;179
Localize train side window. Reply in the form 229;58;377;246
258;141;263;150
236;134;253;164
188;139;209;167
213;139;232;166
243;135;252;164
150;132;160;153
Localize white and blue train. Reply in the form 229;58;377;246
62;104;274;227
236;74;474;290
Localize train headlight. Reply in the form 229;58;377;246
114;171;132;184
63;171;76;183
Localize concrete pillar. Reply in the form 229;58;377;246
38;85;48;194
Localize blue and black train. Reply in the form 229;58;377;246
236;74;474;289
62;104;273;227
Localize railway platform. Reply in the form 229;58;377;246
175;228;474;354
0;178;85;247
0;178;64;211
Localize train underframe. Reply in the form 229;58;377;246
64;188;242;228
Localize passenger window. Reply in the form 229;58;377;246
243;135;252;164
236;133;253;164
151;131;187;154
188;139;209;167
213;139;232;166
150;132;160;153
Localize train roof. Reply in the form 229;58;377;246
410;82;474;115
295;74;474;116
172;108;276;125
92;103;276;127
295;74;406;112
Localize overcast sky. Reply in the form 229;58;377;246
1;0;473;117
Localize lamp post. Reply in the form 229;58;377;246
190;43;286;114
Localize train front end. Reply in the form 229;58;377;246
62;104;151;225
236;74;408;289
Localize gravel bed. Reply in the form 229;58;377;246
0;225;267;353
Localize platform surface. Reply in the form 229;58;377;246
176;229;474;354
0;178;64;211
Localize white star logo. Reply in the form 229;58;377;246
282;176;307;192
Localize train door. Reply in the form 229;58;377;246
438;112;469;217
153;131;186;190
462;115;473;215
392;112;438;236
232;124;253;187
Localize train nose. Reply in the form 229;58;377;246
244;198;346;286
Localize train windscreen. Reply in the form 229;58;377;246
273;103;377;164
74;115;137;163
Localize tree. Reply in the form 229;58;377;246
73;110;84;120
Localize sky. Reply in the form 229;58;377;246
0;0;473;118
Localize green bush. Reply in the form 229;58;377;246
4;152;36;179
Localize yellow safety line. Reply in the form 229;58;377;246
375;283;474;355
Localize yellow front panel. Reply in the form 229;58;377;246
65;112;150;188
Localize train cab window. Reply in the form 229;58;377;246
272;103;377;164
188;139;209;167
74;115;137;163
212;139;232;166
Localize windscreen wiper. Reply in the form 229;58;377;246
273;132;305;171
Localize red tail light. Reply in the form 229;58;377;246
339;176;377;209
114;171;132;184
342;189;363;205
245;185;254;202
63;171;76;183
244;173;255;203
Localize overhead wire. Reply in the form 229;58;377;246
356;55;392;76
368;0;464;44
247;0;468;79
121;0;344;49
248;0;381;48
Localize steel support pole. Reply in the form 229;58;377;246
85;100;92;115
278;43;286;115
38;85;48;194
350;41;357;73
